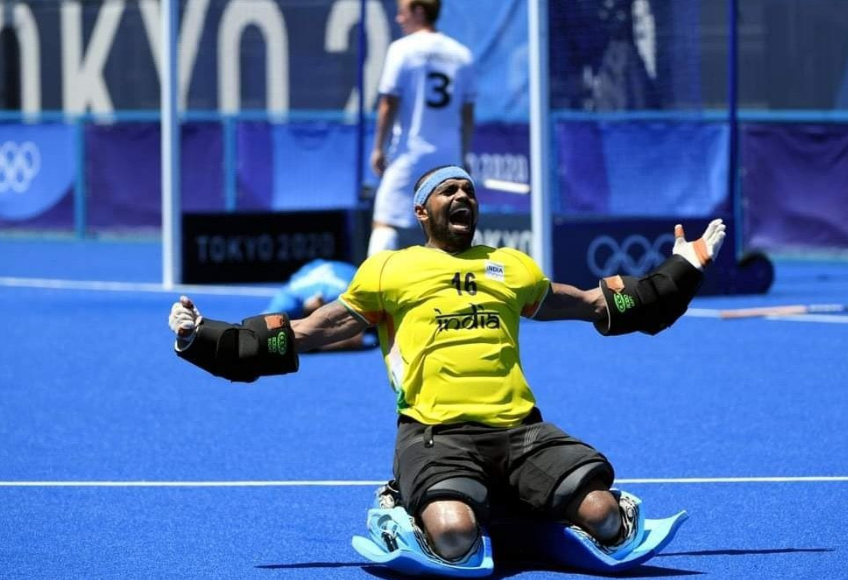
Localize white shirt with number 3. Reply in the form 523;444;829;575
373;30;476;228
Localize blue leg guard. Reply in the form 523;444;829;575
351;501;494;578
489;490;688;574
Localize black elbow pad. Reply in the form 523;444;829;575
594;255;704;336
177;313;299;382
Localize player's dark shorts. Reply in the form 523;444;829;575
393;408;614;521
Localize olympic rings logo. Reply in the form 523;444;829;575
587;233;675;278
0;141;41;194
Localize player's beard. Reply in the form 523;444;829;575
429;208;476;253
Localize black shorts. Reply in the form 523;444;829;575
393;408;614;521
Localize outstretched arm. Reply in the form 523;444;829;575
593;219;726;335
168;297;369;382
533;284;606;322
290;300;369;352
533;219;726;331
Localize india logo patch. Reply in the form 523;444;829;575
484;261;505;282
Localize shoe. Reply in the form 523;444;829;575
609;490;640;553
567;490;642;556
376;480;402;509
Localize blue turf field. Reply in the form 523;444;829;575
0;238;845;579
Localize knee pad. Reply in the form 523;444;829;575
550;460;615;518
485;490;688;574
353;504;495;576
420;477;490;523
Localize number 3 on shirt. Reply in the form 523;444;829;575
426;71;452;108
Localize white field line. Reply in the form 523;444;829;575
0;476;846;488
758;313;848;324
2;277;846;322
0;480;387;487
0;276;277;296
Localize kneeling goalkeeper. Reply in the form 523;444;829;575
168;165;725;564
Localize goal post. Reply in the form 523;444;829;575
161;0;181;289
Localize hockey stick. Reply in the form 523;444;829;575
719;303;848;319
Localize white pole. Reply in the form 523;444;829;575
528;0;552;276
161;0;181;288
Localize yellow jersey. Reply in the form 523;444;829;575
338;245;550;427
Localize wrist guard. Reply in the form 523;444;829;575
176;313;299;382
594;255;703;336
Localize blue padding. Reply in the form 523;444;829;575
527;512;688;573
352;489;686;576
490;490;688;574
351;506;494;578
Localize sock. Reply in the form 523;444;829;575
368;226;399;256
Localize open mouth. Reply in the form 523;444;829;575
448;206;473;230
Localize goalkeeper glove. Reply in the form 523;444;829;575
673;218;726;270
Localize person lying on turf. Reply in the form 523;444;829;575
264;259;378;352
168;165;725;572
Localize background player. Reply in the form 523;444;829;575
368;0;476;256
265;259;378;351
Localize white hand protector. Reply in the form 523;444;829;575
168;296;203;346
672;218;726;270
